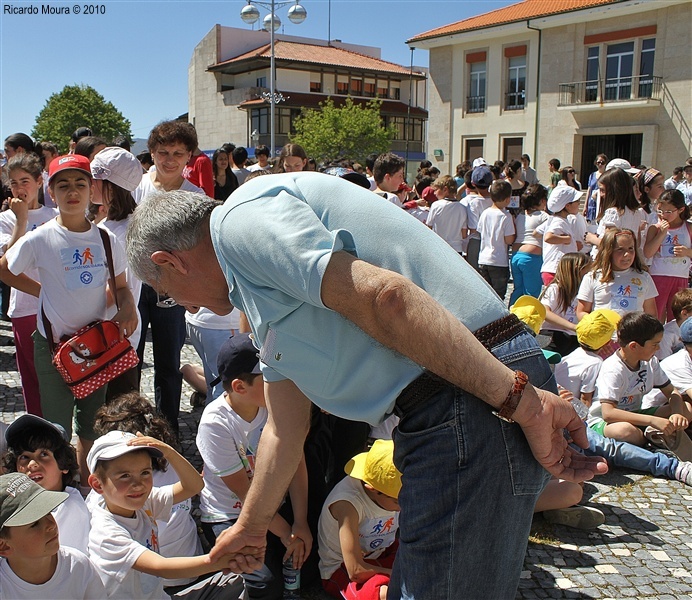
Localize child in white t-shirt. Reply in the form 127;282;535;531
1;154;58;416
3;415;90;555
477;180;515;302
656;289;692;360
589;312;692;446
197;333;310;600
540;252;591;357
555;309;620;407
577;228;657;322
538;185;583;286
0;473;106;600
319;440;401;600
87;431;237;599
426;175;467;254
90;392;205;592
0;154;138;487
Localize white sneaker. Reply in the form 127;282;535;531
543;506;605;530
675;461;692;486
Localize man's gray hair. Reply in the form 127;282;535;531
126;191;220;284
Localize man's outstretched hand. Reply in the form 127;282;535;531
207;524;268;574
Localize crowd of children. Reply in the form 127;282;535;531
1;129;692;598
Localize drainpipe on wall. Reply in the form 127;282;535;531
526;20;542;164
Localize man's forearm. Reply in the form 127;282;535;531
236;380;311;533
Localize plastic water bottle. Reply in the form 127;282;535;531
283;558;300;599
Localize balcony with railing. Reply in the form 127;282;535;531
505;90;526;111
558;75;662;109
466;95;486;114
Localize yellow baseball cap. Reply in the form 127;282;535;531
575;309;620;350
345;439;402;499
510;296;546;335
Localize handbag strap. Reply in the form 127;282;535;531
98;227;120;312
41;227;120;354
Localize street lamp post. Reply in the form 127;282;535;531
240;0;307;156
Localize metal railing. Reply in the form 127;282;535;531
558;75;662;106
505;91;525;110
466;95;486;113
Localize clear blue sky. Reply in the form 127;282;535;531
1;0;513;143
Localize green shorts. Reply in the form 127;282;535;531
33;330;106;441
588;406;660;436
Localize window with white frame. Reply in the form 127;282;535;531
506;55;526;110
468;62;486;113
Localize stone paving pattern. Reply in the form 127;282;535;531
0;318;691;599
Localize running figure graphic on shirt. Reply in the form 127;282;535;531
72;249;82;265
81;247;94;265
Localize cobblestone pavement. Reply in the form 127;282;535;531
0;318;691;599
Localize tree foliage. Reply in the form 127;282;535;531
291;97;395;164
32;85;132;153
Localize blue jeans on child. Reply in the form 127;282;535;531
510;251;543;305
389;328;554;600
582;427;678;479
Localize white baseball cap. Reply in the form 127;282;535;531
90;147;143;192
605;158;640;175
87;431;163;473
548;185;583;213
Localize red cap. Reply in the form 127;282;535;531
422;186;437;204
397;182;412;193
48;154;93;184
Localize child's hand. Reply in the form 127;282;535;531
673;245;691;258
652;416;677;436
658;218;670;234
290;521;313;558
669;414;689;430
127;432;174;457
114;304;139;341
282;536;306;569
9;197;29;221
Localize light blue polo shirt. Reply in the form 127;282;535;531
210;172;506;425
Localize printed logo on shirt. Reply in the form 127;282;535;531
61;245;107;290
611;277;644;311
618;395;636;409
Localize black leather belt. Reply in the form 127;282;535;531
393;313;526;418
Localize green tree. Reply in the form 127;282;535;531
32;85;132;153
291;97;395;164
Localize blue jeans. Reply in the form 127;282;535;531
510;251;543;306
186;323;234;403
582;427;678;479
389;328;554;600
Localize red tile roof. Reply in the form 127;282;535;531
209;40;424;77
408;0;622;43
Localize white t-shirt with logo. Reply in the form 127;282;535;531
6;219;126;340
0;206;58;318
317;475;399;579
197;396;267;523
649;222;692;278
554;347;603;402
0;546;106;600
589;352;669;425
577;268;657;317
644;346;692;408
540;283;578;334
88;485;174;600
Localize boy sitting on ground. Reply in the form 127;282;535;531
318;440;401;600
588;312;692;446
0;472;106;599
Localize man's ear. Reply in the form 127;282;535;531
150;250;188;275
88;473;104;495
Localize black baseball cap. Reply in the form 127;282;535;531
5;414;70;448
211;333;262;387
